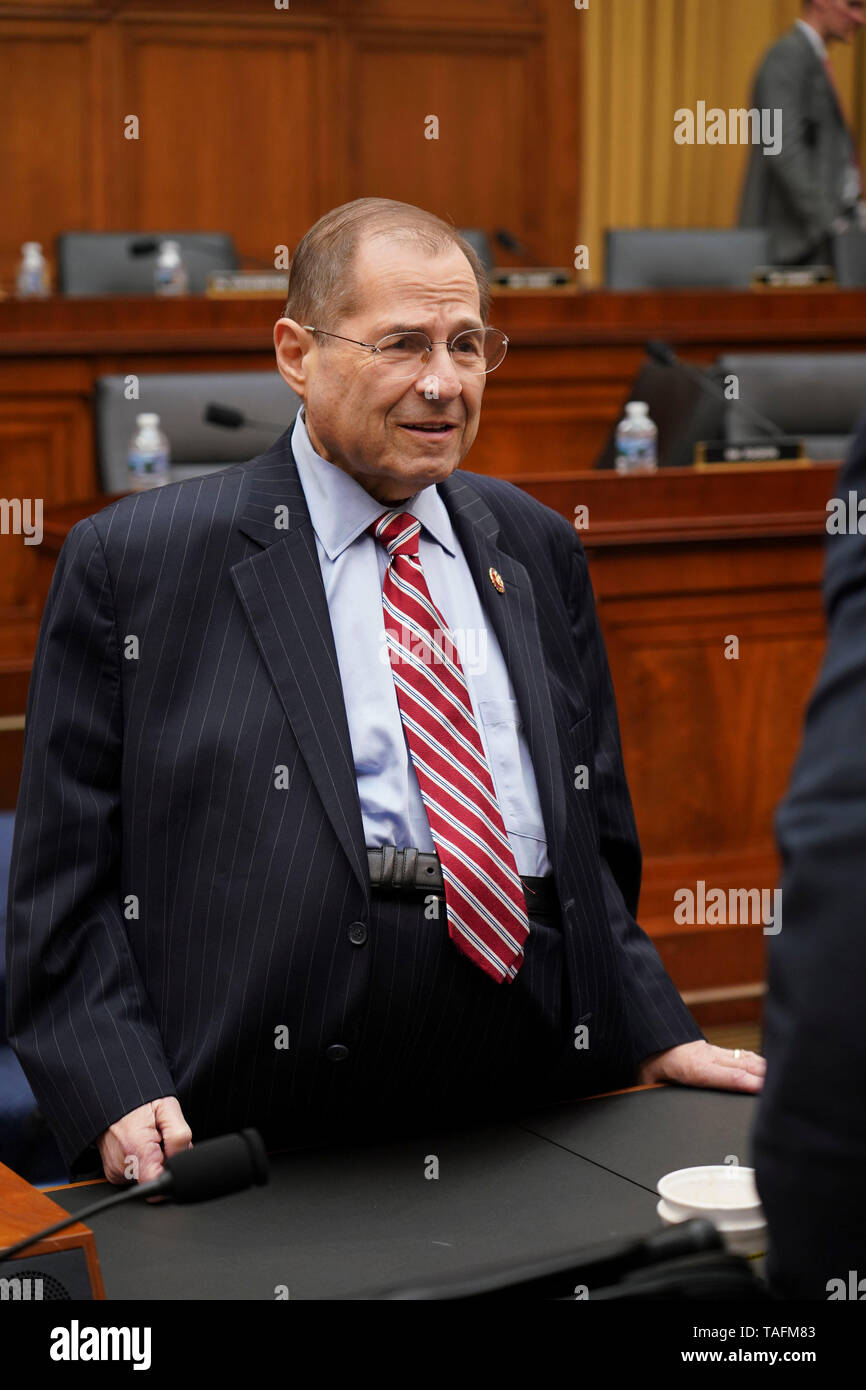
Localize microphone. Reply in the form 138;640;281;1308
203;403;288;434
645;339;786;440
149;1129;269;1204
127;238;277;272
0;1129;269;1262
128;237;164;257
128;236;234;258
494;228;530;259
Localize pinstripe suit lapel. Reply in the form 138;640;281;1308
439;471;569;879
232;437;370;902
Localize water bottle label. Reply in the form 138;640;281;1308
616;436;656;461
128;450;169;476
18;268;46;295
155;267;187;295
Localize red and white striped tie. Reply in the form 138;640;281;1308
369;509;529;983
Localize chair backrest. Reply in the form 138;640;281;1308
57;232;239;296
95;371;301;493
457;228;494;272
832;228;866;287
604;229;770;289
717;353;866;460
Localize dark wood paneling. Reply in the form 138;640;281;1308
0;20;102;274
348;33;547;259
0;0;579;283
112;21;330;265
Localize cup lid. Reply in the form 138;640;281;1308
657;1165;762;1217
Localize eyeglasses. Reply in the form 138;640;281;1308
301;325;508;378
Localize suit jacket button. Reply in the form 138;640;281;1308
326;1043;349;1062
348;921;368;946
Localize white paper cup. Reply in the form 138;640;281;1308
656;1165;767;1262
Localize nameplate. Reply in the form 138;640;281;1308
490;268;572;288
206;272;289;298
750;265;835;288
695;438;807;467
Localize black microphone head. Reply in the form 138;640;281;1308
494;228;527;256
204;403;246;429
645;339;676;368
162;1130;269;1204
128;238;160;257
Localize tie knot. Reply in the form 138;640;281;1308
368;510;421;559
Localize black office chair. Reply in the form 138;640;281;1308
832;228;866;287
604;229;770;289
56;232;239;296
94;371;301;494
595;361;726;470
718;353;866;460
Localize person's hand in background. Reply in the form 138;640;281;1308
96;1096;193;1202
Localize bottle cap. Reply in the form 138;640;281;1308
626;400;648;415
136;413;160;426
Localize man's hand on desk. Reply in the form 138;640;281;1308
637;1040;765;1093
96;1096;193;1202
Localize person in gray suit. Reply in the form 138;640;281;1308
738;0;865;265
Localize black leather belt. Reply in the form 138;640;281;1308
367;846;559;915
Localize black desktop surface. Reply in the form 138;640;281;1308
48;1087;756;1300
519;1085;756;1187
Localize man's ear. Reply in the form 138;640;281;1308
274;318;309;397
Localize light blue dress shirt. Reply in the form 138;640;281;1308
291;405;552;877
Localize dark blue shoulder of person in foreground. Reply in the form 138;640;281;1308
754;404;866;1299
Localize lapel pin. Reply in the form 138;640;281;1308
488;566;505;594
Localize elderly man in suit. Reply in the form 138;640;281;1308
739;0;865;265
6;198;764;1186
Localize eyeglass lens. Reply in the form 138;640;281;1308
373;329;507;376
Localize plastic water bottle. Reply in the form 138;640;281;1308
15;242;50;298
154;240;188;296
614;401;658;475
127;413;171;489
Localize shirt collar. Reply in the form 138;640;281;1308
796;17;827;60
290;404;457;561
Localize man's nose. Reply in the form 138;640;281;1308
415;343;464;393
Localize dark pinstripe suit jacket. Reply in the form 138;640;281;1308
6;430;701;1175
753;409;866;1297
